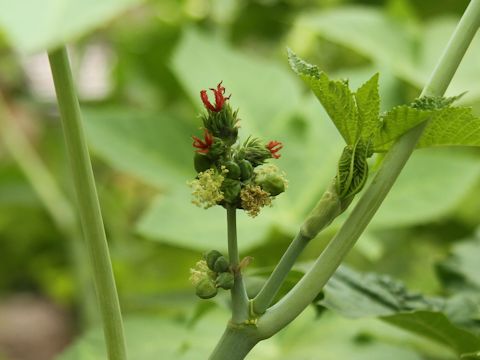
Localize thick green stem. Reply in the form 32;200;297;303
227;206;249;324
209;326;259;360
252;232;308;315
257;0;480;337
48;47;127;360
252;181;343;314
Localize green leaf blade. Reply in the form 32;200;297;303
418;107;480;148
320;266;480;356
373;105;432;152
355;73;380;140
288;50;358;145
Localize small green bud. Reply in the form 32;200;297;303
238;159;254;180
194;153;213;173
256;173;285;196
213;256;230;273
195;278;218;299
216;272;234;290
204;250;223;271
225;161;241;179
221;178;241;203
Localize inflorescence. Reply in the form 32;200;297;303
188;81;287;218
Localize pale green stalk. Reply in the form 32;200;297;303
209;326;258;360
227;206;250;324
252;181;343;314
48;47;127;360
257;0;480;337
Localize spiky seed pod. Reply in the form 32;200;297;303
201;105;239;145
206;138;226;160
239;137;272;167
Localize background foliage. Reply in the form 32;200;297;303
0;0;479;359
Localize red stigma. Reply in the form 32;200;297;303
200;81;230;112
192;129;214;154
266;140;283;159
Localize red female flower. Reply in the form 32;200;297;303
192;129;214;154
266;140;283;159
200;81;230;112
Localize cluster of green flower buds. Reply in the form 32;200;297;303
189;82;288;217
189;250;235;299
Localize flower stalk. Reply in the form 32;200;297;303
48;47;127;360
227;206;249;324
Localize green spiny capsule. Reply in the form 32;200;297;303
238;159;254;180
213;256;230;273
225;161;241;179
204;250;223;271
194;153;213;173
208;139;226;160
255;173;285;196
216;272;234;290
221;178;241;203
195;278;218;299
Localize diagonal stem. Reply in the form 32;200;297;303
48;47;127;360
257;0;480;337
252;181;343;314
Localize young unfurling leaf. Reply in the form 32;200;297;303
288;49;380;145
289;50;480;153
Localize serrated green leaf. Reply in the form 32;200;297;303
320;266;480;355
373;105;480;151
355;73;380;139
291;7;416;73
372;105;432;151
0;0;142;53
288;51;357;144
418;107;480;148
288;50;381;145
384;311;480;356
320;266;444;318
290;9;480;103
411;94;465;110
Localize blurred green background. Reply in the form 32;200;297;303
1;0;480;359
